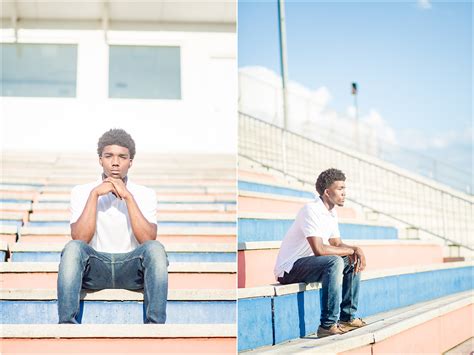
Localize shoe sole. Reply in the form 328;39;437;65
339;324;366;331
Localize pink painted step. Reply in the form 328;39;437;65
1;324;236;354
238;241;444;288
18;235;235;244
239;195;357;218
340;304;473;355
2;338;236;354
0;235;17;246
1;264;236;290
239;170;282;184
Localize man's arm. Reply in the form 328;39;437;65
122;193;157;243
106;178;157;244
307;236;355;257
329;238;366;272
70;182;119;243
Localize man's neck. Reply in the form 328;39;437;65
319;195;335;211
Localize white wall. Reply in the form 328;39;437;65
1;28;237;154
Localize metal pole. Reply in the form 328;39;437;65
352;82;359;151
278;0;289;173
278;0;290;130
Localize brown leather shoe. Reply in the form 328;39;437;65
317;323;348;338
339;318;367;331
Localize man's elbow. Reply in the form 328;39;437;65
141;224;157;241
313;245;327;256
70;224;92;242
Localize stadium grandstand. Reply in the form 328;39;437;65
237;68;473;353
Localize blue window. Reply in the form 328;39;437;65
0;43;77;97
109;45;181;100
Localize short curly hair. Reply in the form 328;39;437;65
315;168;346;196
97;129;136;159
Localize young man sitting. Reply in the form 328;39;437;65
57;128;168;324
274;168;367;337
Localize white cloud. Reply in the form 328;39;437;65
361;109;398;145
238;65;471;172
418;0;432;10
310;87;332;107
398;127;472;151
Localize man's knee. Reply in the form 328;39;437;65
142;240;168;263
61;240;88;259
326;256;344;273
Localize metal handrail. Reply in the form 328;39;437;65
240;112;472;202
239;154;472;251
239;112;473;250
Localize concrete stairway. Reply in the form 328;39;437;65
237;163;473;353
0;152;237;353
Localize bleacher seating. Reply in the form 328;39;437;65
0;152;237;352
237;161;473;353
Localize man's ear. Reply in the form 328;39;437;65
99;156;103;167
129;159;133;168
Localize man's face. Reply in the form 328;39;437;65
325;180;346;207
99;145;132;179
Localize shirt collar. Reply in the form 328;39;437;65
316;196;337;216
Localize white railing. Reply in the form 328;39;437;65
239;112;473;250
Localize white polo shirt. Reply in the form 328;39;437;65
70;178;157;253
274;197;341;279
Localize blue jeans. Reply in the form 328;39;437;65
278;255;360;328
57;239;168;324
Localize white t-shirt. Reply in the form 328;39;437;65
70;178;157;253
274;197;341;279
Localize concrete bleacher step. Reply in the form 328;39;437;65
31;201;236;212
239;191;357;219
238;215;398;243
1;288;235;324
1;176;236;186
444;337;474;355
17;225;236;237
242;290;473;354
0;240;8;261
0;201;32;212
237;261;473;351
0;261;236;289
1;324;236;353
239;180;314;200
238;240;444;288
0;225;18;245
0;191;38;201
8;242;236;263
0;211;28;222
36;185;236;194
28;212;235;223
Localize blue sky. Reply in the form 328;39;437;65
238;0;472;177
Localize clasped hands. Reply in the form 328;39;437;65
349;248;366;274
94;177;130;200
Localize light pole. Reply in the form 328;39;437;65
278;0;289;131
278;0;289;172
352;82;359;151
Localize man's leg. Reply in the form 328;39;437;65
339;256;361;322
278;255;344;328
57;240;111;324
116;240;169;324
338;256;366;330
